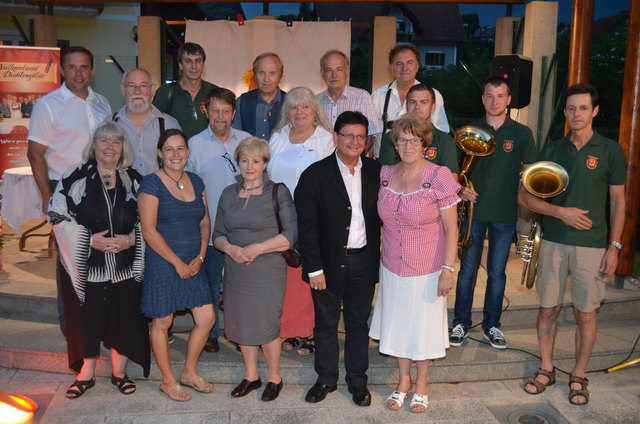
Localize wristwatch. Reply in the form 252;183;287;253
609;240;623;250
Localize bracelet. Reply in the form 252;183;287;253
126;234;131;248
199;255;205;263
442;264;455;273
609;240;622;250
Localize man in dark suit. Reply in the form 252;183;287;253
295;111;381;406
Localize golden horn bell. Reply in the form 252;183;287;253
517;161;570;289
454;126;496;255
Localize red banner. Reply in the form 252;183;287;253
0;46;60;176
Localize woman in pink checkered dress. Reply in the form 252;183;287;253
369;113;460;413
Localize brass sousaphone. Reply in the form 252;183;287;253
517;161;569;288
454;126;496;255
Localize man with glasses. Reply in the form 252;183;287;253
296;111;381;407
187;87;251;353
113;68;180;175
153;42;218;139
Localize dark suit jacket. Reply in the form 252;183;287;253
294;152;381;291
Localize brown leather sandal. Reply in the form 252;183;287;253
568;375;589;405
523;368;556;394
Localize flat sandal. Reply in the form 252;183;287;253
568;375;589;405
524;368;556;395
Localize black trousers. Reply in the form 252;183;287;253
49;179;66;337
311;253;376;388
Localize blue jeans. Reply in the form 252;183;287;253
453;220;516;330
204;245;223;338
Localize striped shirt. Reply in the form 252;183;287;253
317;85;382;135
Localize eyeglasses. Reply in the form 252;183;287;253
222;152;237;172
338;132;366;142
124;83;151;91
397;137;422;146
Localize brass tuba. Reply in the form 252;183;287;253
454;126;496;255
517;161;569;288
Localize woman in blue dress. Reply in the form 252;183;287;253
138;129;215;402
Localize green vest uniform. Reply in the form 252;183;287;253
539;131;626;248
153;80;218;140
467;116;537;223
378;127;459;173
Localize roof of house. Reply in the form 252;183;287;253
316;3;467;44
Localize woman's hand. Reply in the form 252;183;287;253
188;256;204;277
241;243;264;263
174;261;192;279
91;230;116;252
226;244;251;265
437;269;454;297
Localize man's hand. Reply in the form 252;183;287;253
558;207;592;230
599;247;619;276
459;186;478;202
309;273;327;291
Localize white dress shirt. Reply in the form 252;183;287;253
28;83;111;180
371;79;449;156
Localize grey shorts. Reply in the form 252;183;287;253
536;240;606;312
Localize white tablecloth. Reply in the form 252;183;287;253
1;167;45;234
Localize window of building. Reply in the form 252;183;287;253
426;52;445;67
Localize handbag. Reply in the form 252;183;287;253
272;183;302;268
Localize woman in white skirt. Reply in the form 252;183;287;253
369;113;460;413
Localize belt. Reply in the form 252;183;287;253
344;247;366;256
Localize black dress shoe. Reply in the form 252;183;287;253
203;337;220;353
261;380;283;401
348;384;371;406
304;382;337;403
231;378;262;397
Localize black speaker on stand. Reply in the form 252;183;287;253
490;55;533;109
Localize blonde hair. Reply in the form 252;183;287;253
82;120;133;169
390;113;433;149
234;136;271;163
273;87;331;133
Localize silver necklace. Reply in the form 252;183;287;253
162;168;185;190
242;180;264;192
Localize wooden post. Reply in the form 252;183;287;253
371;16;396;92
616;0;640;280
137;16;162;89
26;15;57;47
567;0;594;86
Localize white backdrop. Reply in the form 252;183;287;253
185;19;351;96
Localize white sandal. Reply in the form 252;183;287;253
386;391;407;410
410;393;428;413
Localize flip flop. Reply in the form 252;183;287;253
159;383;191;401
179;376;214;393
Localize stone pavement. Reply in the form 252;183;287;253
1;366;639;423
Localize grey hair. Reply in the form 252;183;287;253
320;49;350;71
121;67;156;88
273;87;331;133
82;120;134;169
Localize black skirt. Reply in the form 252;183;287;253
61;268;150;377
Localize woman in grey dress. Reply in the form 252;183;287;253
213;137;297;402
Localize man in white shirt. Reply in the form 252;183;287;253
113;68;180;175
371;44;449;156
27;46;112;336
188;87;251;353
316;50;381;154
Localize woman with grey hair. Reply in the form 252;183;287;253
49;120;150;399
268;87;334;356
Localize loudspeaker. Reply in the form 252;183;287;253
490;55;533;109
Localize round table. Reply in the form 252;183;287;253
1;166;53;255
